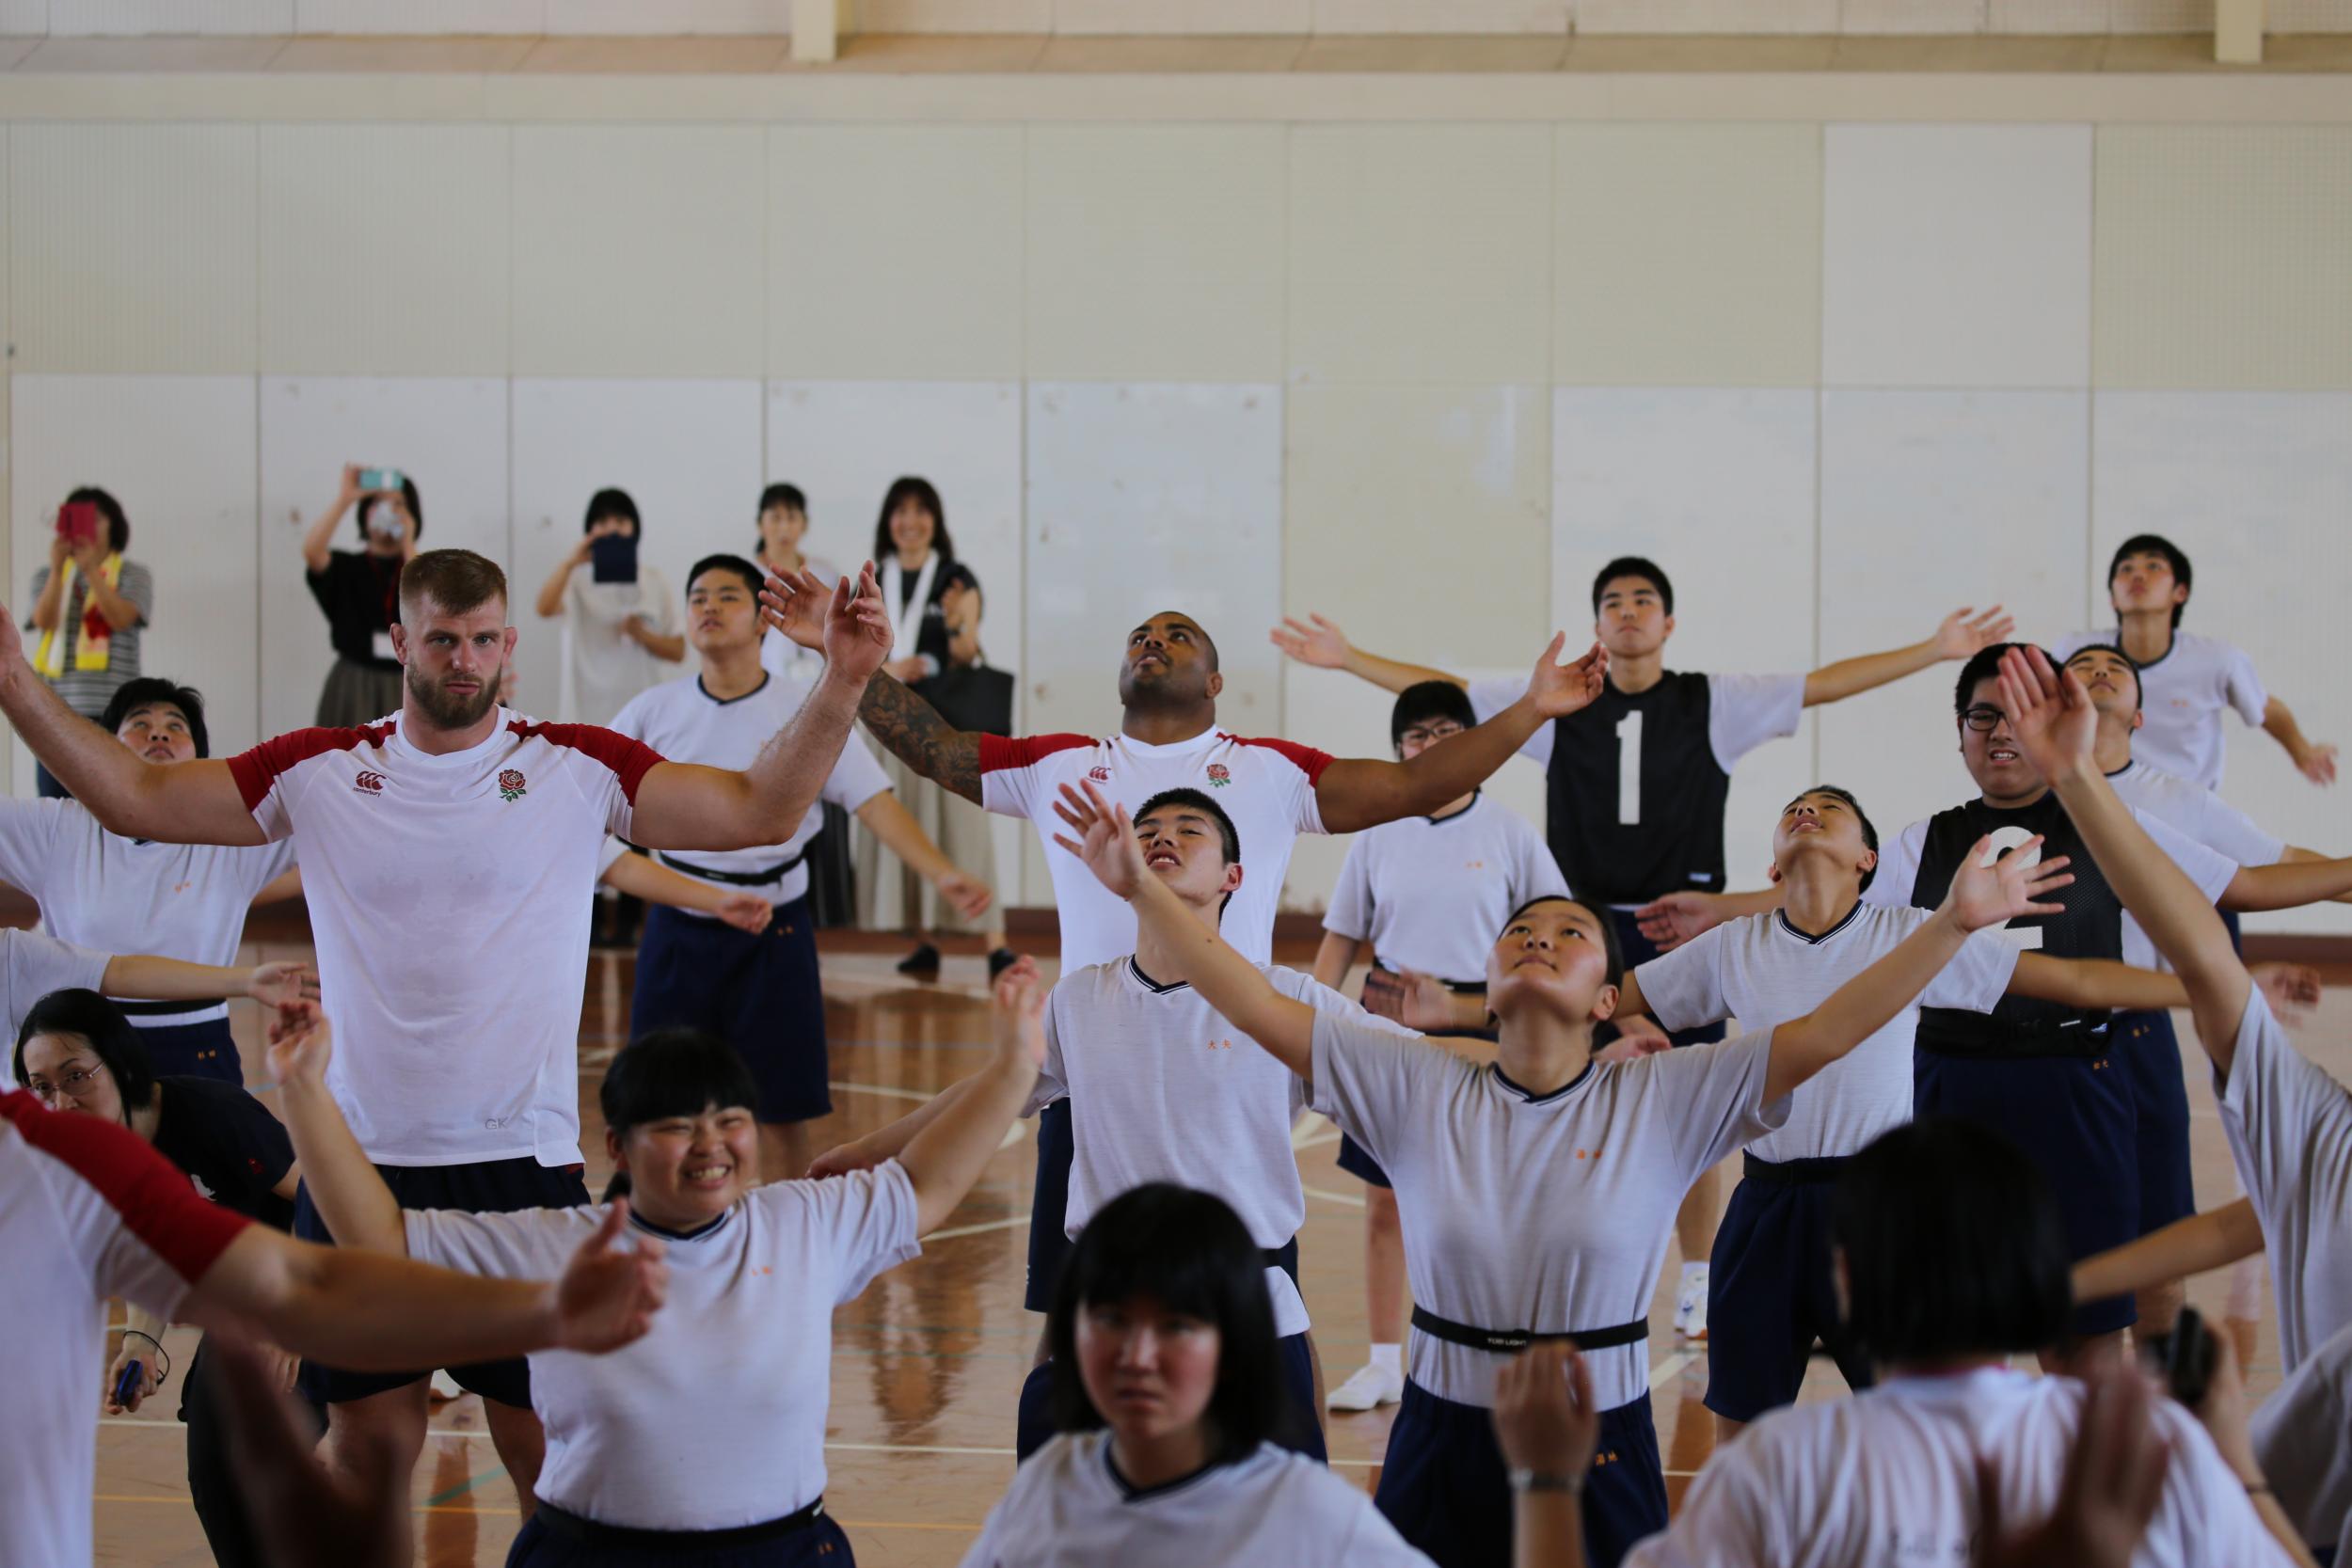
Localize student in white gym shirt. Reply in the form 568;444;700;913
1048;776;2070;1568
269;970;1040;1567
0;546;894;1538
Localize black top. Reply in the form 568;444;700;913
890;555;980;682
306;550;403;669
150;1075;298;1229
1541;671;1731;907
1907;795;2121;1059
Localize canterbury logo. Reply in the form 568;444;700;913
1088;766;1111;782
353;771;385;795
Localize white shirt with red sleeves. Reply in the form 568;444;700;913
226;709;663;1168
978;726;1332;973
2;1089;250;1568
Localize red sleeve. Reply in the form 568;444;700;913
530;723;665;804
978;733;1096;775
1231;735;1336;787
225;725;382;815
3;1089;251;1287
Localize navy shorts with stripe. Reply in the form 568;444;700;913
294;1155;590;1406
1023;1097;1076;1313
1704;1155;1873;1423
629;897;830;1125
1610;911;1727;1049
1915;1047;2138;1337
1376;1381;1665;1568
130;1017;242;1084
2114;1007;2198;1237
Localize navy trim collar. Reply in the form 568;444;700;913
627;1204;737;1243
1491;1061;1594;1104
1424;789;1481;827
1104;1444;1227;1504
1127;957;1190;995
1774;902;1865;945
696;673;772;707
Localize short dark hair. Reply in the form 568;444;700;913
1501;895;1625;990
2108;533;2192;628
399;548;505;621
687;553;765;599
100;677;210;759
873;477;954;564
1788;784;1880;893
2061;642;2143;712
14;990;155;1116
66;486;130;554
1833;1117;2073;1364
1046;1183;1292;1462
1391;681;1477;751
1954;642;2049;720
1591;556;1673;617
599;1027;760;1139
351;476;423;543
584;487;640;535
1135;787;1241;866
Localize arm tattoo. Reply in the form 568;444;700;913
859;673;983;803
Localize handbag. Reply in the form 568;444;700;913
921;659;1015;735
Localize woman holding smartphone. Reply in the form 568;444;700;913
298;463;421;728
26;486;152;799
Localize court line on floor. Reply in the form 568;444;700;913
1649;1349;1697;1388
828;1079;936;1104
1302;1183;1368;1209
922;1213;1031;1241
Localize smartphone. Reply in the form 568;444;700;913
589;531;638;585
2144;1305;2217;1408
357;467;405;495
56;501;100;548
113;1359;144;1409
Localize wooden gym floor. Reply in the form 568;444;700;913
90;927;2339;1566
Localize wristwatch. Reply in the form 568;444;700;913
1507;1469;1584;1496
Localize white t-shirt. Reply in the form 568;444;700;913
1322;791;1567;984
1622;1366;2289;1568
2106;758;2287;869
2056;628;2267;791
1636;906;2020;1163
609;671;890;909
2217;990;2352;1374
961;1432;1434;1568
981;728;1331;972
2252;1318;2352;1559
0;928;115;1089
1;1089;251;1568
227;709;662;1167
1028;958;1411;1338
1311;1010;1789;1411
405;1163;918;1531
0;798;296;1030
564;567;677;728
1465;672;1804;779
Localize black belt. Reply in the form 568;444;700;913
1371;962;1486;995
1410;1306;1648;1355
533;1497;824;1549
658;847;808;889
1916;1029;2110;1062
115;998;227;1019
1741;1152;1851;1186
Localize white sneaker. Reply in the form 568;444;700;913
428;1369;463;1402
1675;1267;1710;1343
1326;1360;1404;1412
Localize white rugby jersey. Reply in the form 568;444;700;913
2;1090;250;1568
1621;1367;2286;1568
2106;758;2286;869
609;671;889;909
0;928;113;1089
1311;1011;1789;1411
0;798;295;1030
1323;791;1567;984
405;1162;917;1531
961;1433;1434;1568
227;710;663;1167
2217;990;2352;1374
1636;906;2018;1163
1029;958;1411;1338
980;728;1331;971
2056;628;2267;791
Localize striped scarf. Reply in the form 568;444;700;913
34;553;121;677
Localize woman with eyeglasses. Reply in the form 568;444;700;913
15;989;313;1568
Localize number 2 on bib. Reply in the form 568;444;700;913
1978;825;2042;950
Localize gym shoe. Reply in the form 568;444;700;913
988;947;1021;983
896;942;942;980
428;1369;463;1402
1675;1266;1709;1343
1327;1360;1404;1412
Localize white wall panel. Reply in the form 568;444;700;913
8;375;258;795
1024;383;1285;902
49;0;291;30
1553;388;1820;894
509;379;763;723
1823;125;2091;389
547;0;788;29
767;381;1028;899
256;377;510;742
293;0;544;30
1817;390;2090;844
2092;391;2352;934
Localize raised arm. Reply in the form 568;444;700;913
629;563;894;849
102;954;317;1010
2262;695;2337;786
2071;1197;2264;1307
1633;886;1785;953
1270;611;1465;695
854;790;992;922
897;959;1046;1233
1997;647;2252;1073
1764;835;2072;1102
299;467;364;577
533;533;590;619
1800;607;2012;709
262;1004;405;1255
2219;854;2352;912
1052;780;1317;1081
1314;637;1608;833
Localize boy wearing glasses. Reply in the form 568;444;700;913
1311;681;1566;1413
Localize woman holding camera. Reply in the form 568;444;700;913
26;486;152;798
299;464;421;729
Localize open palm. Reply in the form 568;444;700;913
1950;832;2074;934
1935;605;2014;660
1995;645;2097;779
262;1000;333;1087
1269;613;1349;670
820;562;894;681
1049;779;1148;899
1527;636;1610;720
757;568;830;652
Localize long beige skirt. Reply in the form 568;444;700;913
856;751;1001;938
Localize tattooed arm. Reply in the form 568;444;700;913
859;672;984;804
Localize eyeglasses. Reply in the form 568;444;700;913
1961;705;2008;733
26;1063;105;1101
1400;725;1467;746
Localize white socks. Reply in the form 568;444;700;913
1370;1342;1402;1375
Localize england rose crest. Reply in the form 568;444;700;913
1206;763;1232;788
498;768;527;802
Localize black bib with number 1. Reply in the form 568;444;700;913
1541;672;1729;908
